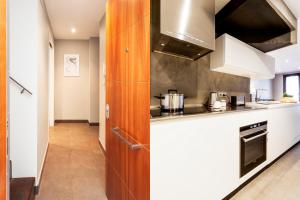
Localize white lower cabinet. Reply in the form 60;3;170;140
268;106;300;162
150;105;300;200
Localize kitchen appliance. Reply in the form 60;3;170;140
210;34;276;79
216;0;297;52
208;92;218;107
155;89;184;113
240;121;268;177
231;96;246;106
150;105;260;119
151;0;215;60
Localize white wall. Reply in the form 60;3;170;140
54;40;90;120
273;74;284;101
9;0;38;180
89;38;100;123
9;0;51;185
37;0;51;185
99;15;106;149
250;79;274;100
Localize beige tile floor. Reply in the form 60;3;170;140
231;143;300;200
36;123;107;200
36;123;300;200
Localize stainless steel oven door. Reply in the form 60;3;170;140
240;131;267;177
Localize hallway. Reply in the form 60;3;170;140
36;123;107;200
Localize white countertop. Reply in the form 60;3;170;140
246;102;300;109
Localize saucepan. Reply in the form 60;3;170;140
154;89;185;112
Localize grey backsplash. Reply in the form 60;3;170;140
151;53;250;106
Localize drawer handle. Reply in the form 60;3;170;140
111;127;143;150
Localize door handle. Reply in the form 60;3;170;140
111;127;143;150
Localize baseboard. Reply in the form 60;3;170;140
34;143;49;195
223;141;300;200
55;119;89;123
98;138;106;156
54;120;99;126
89;122;99;126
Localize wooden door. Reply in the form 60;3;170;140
0;0;6;199
127;4;150;199
106;0;150;200
106;0;130;200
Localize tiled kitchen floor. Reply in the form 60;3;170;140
231;143;300;200
36;123;300;200
36;123;107;200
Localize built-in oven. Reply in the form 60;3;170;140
240;121;268;177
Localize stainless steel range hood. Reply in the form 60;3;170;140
151;0;215;60
216;0;297;52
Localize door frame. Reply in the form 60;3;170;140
0;0;7;199
48;38;54;127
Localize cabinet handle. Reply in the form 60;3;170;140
125;48;129;53
111;127;143;150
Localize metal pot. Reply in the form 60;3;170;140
155;89;184;112
208;92;218;107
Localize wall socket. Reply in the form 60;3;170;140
218;92;227;97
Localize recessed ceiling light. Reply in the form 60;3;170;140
71;28;76;33
285;59;289;63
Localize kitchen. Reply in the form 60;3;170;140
150;0;300;199
105;0;300;200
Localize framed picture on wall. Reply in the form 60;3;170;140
64;54;80;77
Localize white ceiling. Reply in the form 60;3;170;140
44;0;106;40
45;0;300;74
268;0;300;74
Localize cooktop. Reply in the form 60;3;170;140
150;106;260;119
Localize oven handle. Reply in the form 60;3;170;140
242;132;268;143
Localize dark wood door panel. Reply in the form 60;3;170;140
107;128;128;183
127;82;150;144
106;162;128;200
106;1;150;200
128;147;150;200
111;31;128;82
127;14;150;83
127;0;150;28
107;0;128;35
109;81;128;131
106;0;128;82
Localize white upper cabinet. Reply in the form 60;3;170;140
210;34;275;80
